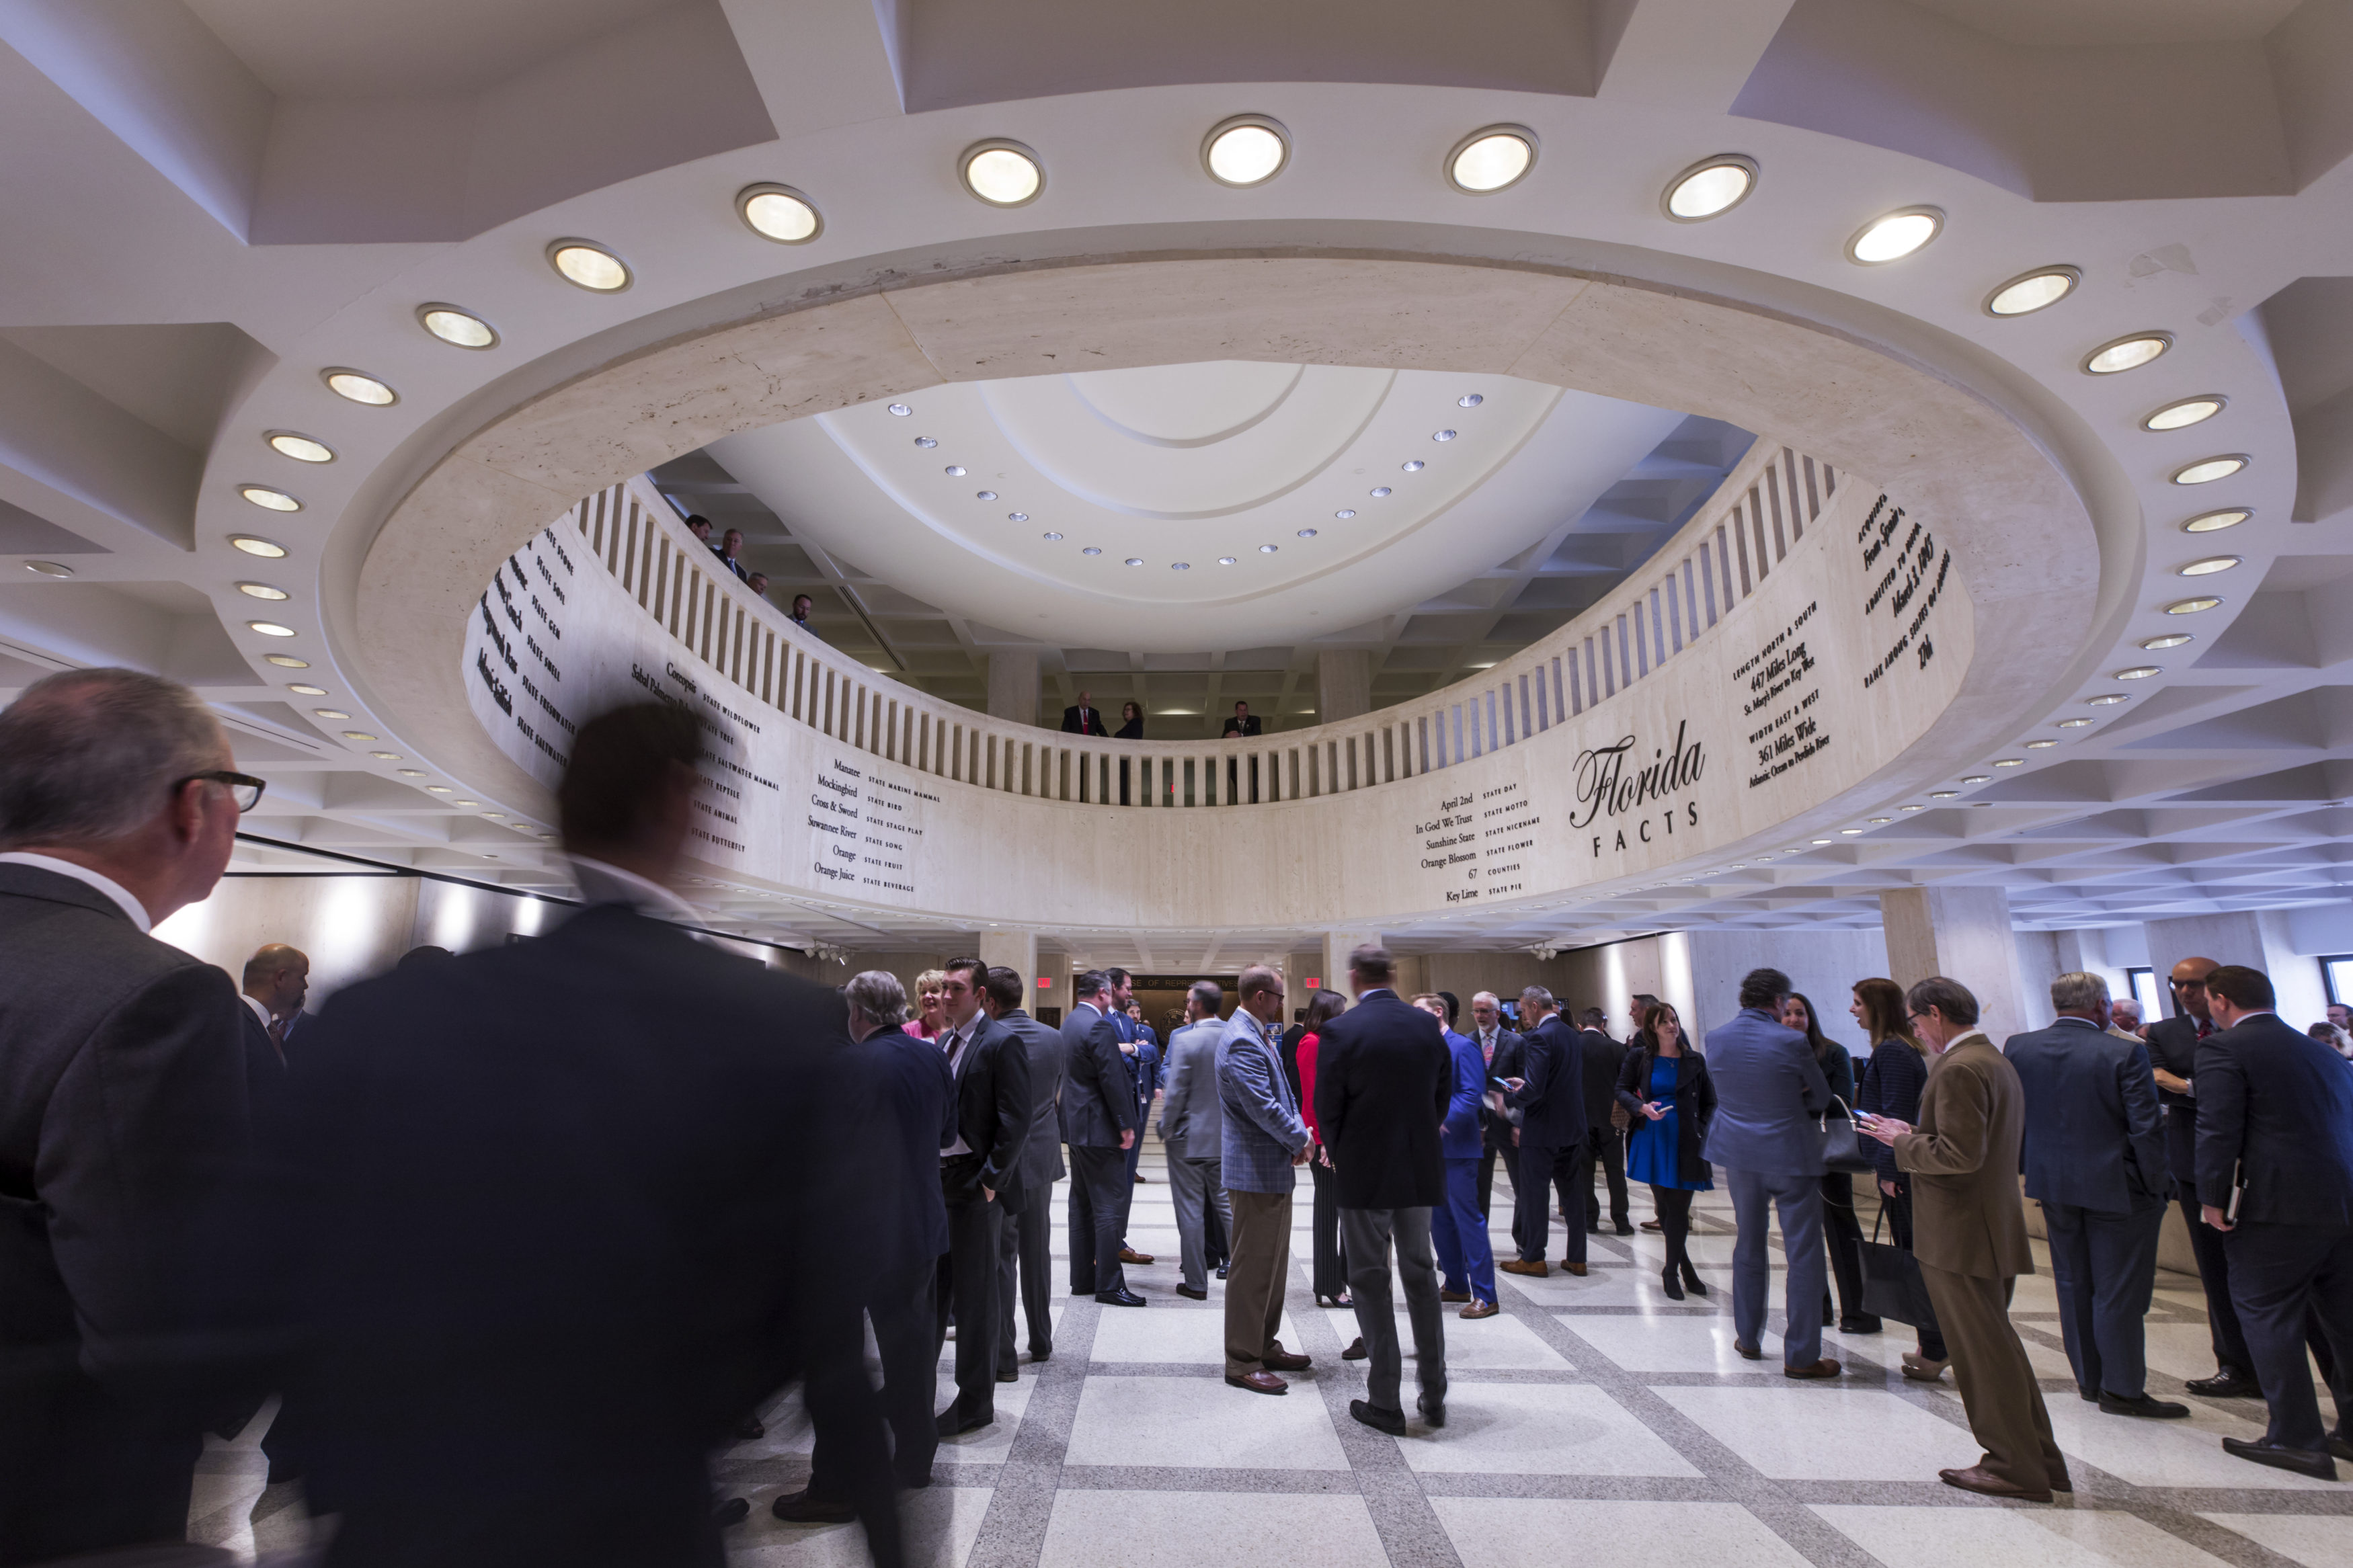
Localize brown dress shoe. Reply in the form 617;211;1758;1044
1562;1262;1587;1277
1341;1337;1368;1360
1262;1346;1312;1372
1119;1247;1155;1265
1439;1288;1471;1303
1641;1219;1663;1231
1940;1464;2050;1502
1460;1298;1500;1320
1501;1259;1548;1278
1733;1340;1763;1360
1226;1370;1288;1395
1785;1358;1842;1380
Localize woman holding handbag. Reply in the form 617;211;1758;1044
1616;1001;1716;1301
1784;993;1881;1334
1853;977;1948;1379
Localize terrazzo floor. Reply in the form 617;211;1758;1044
193;1141;2347;1567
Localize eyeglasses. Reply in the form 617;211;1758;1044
2173;979;2208;991
177;770;266;812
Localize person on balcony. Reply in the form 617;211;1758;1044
1061;690;1109;736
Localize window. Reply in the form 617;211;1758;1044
2321;955;2353;1007
2125;966;2163;1020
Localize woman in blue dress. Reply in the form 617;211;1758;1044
1615;1001;1718;1301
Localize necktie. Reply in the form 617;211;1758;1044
266;1016;288;1064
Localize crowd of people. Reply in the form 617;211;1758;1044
685;513;815;634
4;668;2352;1568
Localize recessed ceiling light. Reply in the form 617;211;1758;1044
1008;512;1028;522
24;559;72;577
1402;459;1425;472
2057;717;2096;728
2172;455;2247;486
266;431;334;464
2086;693;2128;706
1847;206;1943;263
1811;837;1833;845
1961;774;1991;783
397;768;424;777
426;785;452;794
1334;509;1355;519
736;182;822;243
548;239;630;291
975;490;996;501
1201;114;1288;186
1458;393;1484;408
1433;429;1457;442
1839;827;1864;835
264;654;308;669
886;403;914;418
1970;801;1993;808
239;485;301;512
1370;486;1392;497
321;368;397;405
313;708;350;719
452;800;477;808
483;812;504;820
416;303;497;349
1297;528;1318;538
914;436;936;449
1929;791;1958;798
229;534;287;558
370;751;402;761
2083;333;2171;374
1662;154;1759;220
1445;124;1536;193
2178;555;2239;576
340;730;376;741
2024;739;2057;749
247;620;296;637
1082;547;1101;556
1984;265;2080;316
960;139;1043;206
2165;595;2223;614
1123;557;1144;567
1217;556;1238;565
236;582;288;601
2143;395;2225;431
1171;561;1191;571
2182;508;2250;534
1993;757;2026;767
1041;531;1062;541
2114;665;2161;679
285;683;325;696
2141;632;2195;650
1900;804;1923;812
1868;817;1892;824
945;465;967;477
1259;544;1278;553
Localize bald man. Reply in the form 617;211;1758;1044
241;944;310;1061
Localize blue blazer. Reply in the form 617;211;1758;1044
2194;1012;2353;1228
1509;1015;1589;1149
863;1026;955;1269
1441;1030;1486;1160
1700;1006;1831;1176
2002;1017;2166;1214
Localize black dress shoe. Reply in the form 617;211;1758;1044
1839;1314;1884;1335
936;1405;995;1436
2330;1434;2352;1462
1614;1221;1636;1235
1418;1393;1446;1428
1350;1399;1407;1435
1176;1283;1207;1300
2186;1369;2264;1398
714;1496;752;1528
771;1488;856;1524
1096;1287;1147;1307
1215;1266;1229;1279
997;1367;1020;1383
1029;1348;1052;1363
2222;1436;2338;1480
2100;1391;2190;1419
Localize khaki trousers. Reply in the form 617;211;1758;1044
1918;1262;2069;1493
1224;1188;1294;1376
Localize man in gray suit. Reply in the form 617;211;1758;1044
1703;966;1839;1378
0;668;257;1565
1161;981;1233;1300
2004;971;2185;1418
985;966;1066;1368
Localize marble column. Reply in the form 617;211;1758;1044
1878;886;2026;1038
980;928;1039;1014
986;649;1040;727
1314;650;1371;725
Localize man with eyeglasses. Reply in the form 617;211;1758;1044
2148;956;2263;1397
0;667;262;1564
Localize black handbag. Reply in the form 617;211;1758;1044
1817;1096;1874;1174
1859;1203;1941;1329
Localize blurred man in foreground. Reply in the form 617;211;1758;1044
266;702;900;1568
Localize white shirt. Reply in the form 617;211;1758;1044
567;856;703;925
0;852;152;931
243;993;274;1031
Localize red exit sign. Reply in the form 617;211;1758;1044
1307;977;1321;989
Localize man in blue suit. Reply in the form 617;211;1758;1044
1501;987;1589;1278
1703;966;1837;1377
1062;973;1142;1305
2002;971;2182;1419
2195;964;2353;1479
1107;969;1159;1266
1416;995;1498;1319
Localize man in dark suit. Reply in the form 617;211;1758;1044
1466;991;1522;1220
0;668;258;1567
1062;972;1142;1305
1061;690;1109;735
778;970;953;1521
1502;987;1589;1278
2195;964;2353;1479
1577;1007;1634;1235
1314;950;1455;1433
1222;701;1264;801
932;957;1031;1435
2146;954;2257;1396
983;966;1065;1370
267;702;902;1568
2002;972;2182;1418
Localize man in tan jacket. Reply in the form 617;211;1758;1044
1862;975;2071;1502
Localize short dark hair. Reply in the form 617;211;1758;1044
982;965;1024;1011
793;593;813;608
1106;967;1132;987
1737;968;1792;1010
1074;968;1111;1000
1349;944;1395;984
2206;964;2274;1012
396;944;454;971
1238;964;1283;1001
1632;992;1660;1007
1187;980;1222;1012
1437;990;1460;1026
1905;975;1980;1028
684;514;711;534
559;702;701;851
1581;1007;1607;1028
943;956;984;989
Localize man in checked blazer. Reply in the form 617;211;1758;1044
1218;965;1314;1395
